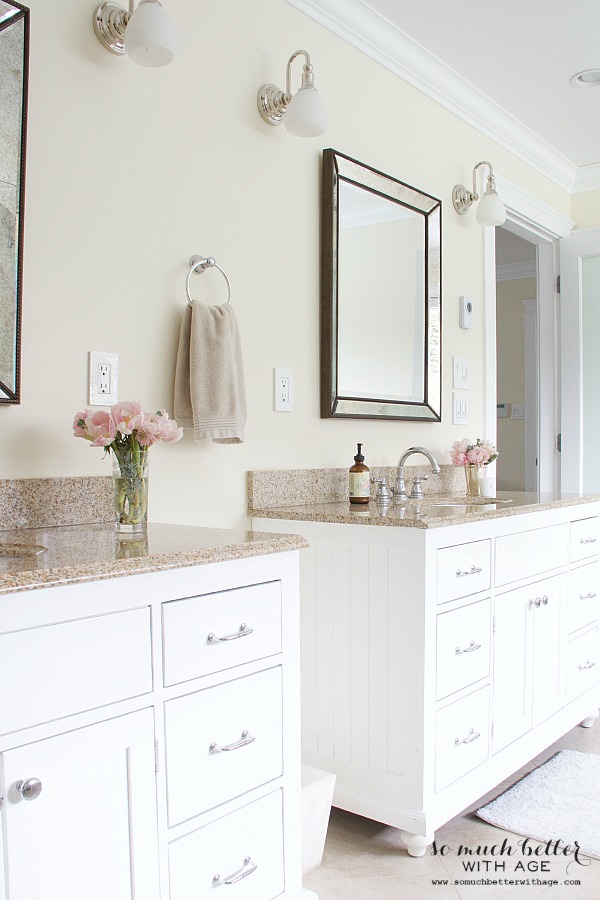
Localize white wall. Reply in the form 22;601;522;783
1;0;574;528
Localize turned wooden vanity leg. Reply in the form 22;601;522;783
580;708;599;728
400;831;434;857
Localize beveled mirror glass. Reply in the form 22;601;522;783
0;1;28;404
321;149;441;421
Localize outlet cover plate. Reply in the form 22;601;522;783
89;351;118;405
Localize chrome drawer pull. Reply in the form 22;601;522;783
213;856;257;885
579;537;597;544
209;730;255;753
455;640;482;655
207;623;254;643
578;660;596;671
534;595;549;608
456;565;483;577
580;591;597;600
454;729;480;746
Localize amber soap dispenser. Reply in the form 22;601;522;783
349;443;370;504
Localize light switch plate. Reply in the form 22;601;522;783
453;356;469;389
89;351;118;405
453;391;469;425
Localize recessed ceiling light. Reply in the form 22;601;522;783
571;69;600;87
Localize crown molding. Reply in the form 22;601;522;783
572;163;600;194
285;0;578;192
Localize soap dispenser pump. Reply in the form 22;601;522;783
349;443;370;504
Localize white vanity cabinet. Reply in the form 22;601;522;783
0;549;310;900
252;502;600;857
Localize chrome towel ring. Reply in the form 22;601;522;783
186;255;232;306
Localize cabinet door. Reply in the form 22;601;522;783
492;585;533;754
1;709;159;900
531;574;565;727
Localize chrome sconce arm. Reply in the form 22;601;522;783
257;49;327;136
452;161;506;226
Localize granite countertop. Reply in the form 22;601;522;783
250;491;600;529
0;523;308;595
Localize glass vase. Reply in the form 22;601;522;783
464;464;485;498
112;450;149;537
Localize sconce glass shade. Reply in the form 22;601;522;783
124;0;177;67
476;185;506;226
284;85;328;136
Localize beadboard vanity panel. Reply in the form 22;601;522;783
252;495;600;858
0;524;313;900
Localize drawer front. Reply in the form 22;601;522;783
566;627;599;702
435;686;489;792
168;789;284;900
567;562;599;635
436;598;491;700
165;667;283;826
570;517;600;563
0;608;152;735
495;524;568;587
162;581;281;687
437;540;491;605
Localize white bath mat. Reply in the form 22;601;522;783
476;750;600;860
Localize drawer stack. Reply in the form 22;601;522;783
566;518;600;703
162;580;287;900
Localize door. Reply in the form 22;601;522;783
560;228;600;493
1;709;159;900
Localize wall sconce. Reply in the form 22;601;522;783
257;50;327;137
452;161;506;226
93;0;177;67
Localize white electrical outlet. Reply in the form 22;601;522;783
89;351;118;405
274;367;293;412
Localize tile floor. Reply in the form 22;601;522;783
304;720;600;900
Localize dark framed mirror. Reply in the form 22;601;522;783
321;149;442;421
0;1;29;404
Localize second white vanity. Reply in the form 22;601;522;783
251;477;600;857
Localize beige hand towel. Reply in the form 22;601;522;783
174;302;247;443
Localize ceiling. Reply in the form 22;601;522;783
287;0;600;191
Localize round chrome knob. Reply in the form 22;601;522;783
16;777;42;801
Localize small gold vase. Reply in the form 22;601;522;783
464;464;485;498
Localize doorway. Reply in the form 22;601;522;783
495;228;538;491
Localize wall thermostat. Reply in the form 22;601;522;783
459;295;473;329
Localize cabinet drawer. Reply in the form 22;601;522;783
495;524;568;587
436;598;491;700
566;627;598;702
165;667;283;826
168;789;284;900
162;581;281;686
436;540;491;605
567;562;599;634
570;517;600;563
0;608;152;735
435;687;489;792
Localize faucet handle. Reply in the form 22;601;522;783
371;477;390;505
410;475;428;499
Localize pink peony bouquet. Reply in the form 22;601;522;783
450;437;498;467
73;401;183;454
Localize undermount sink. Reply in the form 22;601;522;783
410;498;513;508
0;543;47;560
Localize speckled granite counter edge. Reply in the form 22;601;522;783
249;494;600;529
0;533;309;596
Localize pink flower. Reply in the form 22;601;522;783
137;411;184;446
467;445;488;464
84;410;117;447
112;401;145;436
73;411;90;439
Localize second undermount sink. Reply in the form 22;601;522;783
0;543;47;560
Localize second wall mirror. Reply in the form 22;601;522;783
321;149;441;421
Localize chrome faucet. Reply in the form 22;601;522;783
396;446;441;500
